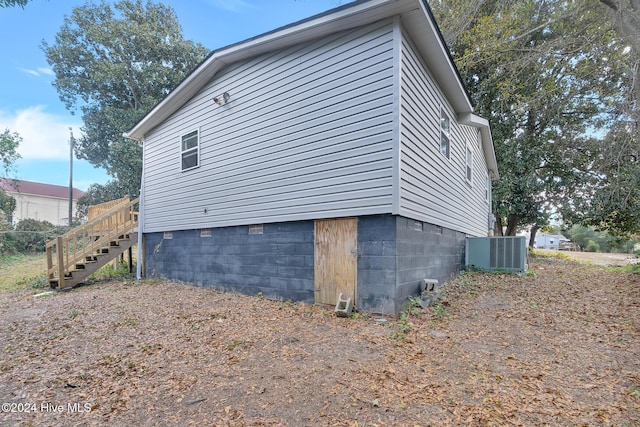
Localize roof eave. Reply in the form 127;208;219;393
459;113;499;180
125;0;475;142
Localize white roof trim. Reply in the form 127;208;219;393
459;113;499;180
125;0;476;141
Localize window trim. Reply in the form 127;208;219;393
465;142;473;185
439;107;451;159
485;175;491;203
180;128;200;172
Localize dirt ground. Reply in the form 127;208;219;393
0;253;639;426
535;248;639;266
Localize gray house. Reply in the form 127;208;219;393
125;0;499;314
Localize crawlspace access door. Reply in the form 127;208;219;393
314;218;358;306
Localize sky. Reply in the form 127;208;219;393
0;0;350;191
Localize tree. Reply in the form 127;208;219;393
431;0;630;238
76;180;127;219
0;0;30;7
599;0;640;109
0;188;16;223
43;0;208;197
12;219;56;252
0;129;21;178
579;0;640;235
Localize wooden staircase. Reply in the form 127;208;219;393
46;196;140;290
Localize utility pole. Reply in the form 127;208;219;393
68;128;74;226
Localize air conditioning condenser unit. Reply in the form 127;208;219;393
465;236;528;273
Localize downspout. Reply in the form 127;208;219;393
123;132;145;280
137;162;144;280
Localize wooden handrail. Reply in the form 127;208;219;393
87;195;131;221
46;197;139;289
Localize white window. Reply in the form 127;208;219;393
163;231;173;240
465;144;473;184
200;229;212;238
181;130;199;171
440;108;451;158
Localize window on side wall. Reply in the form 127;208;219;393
465;143;473;184
181;129;199;171
485;176;491;202
440;108;450;158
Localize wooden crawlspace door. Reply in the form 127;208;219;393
314;218;357;306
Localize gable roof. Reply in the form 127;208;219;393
124;0;498;179
126;0;471;140
0;178;85;200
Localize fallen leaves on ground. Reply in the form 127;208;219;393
0;254;638;426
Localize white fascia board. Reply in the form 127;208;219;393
409;1;473;114
459;113;499;180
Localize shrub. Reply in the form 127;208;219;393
13;219;56;252
584;239;600;252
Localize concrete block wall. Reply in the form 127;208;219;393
144;214;466;315
144;221;315;302
395;217;466;307
357;215;398;314
357;215;466;314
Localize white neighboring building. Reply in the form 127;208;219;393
0;179;84;226
534;233;570;250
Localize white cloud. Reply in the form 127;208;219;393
18;68;40;76
17;67;54;77
38;67;55;76
208;0;253;12
0;106;82;160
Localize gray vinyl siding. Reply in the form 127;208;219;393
398;29;489;237
142;20;396;233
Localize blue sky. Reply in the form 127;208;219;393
0;0;349;191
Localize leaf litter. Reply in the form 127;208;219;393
0;253;638;426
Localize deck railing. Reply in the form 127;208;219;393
46;197;139;289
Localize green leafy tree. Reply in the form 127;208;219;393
579;1;640;235
0;0;30;7
42;0;208;197
0;188;16;223
599;0;640;110
12;219;56;252
0;210;11;255
76;180;128;219
578;123;640;236
432;0;629;238
0;129;22;178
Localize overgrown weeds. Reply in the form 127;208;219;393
0;253;46;293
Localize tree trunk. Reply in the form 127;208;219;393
494;215;504;236
505;214;520;236
529;224;539;248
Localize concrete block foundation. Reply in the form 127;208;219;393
144;214;466;314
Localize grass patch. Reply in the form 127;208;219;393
624;263;640;273
87;260;137;282
530;248;571;261
0;253;47;294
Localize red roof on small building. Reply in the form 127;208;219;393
0;178;85;200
